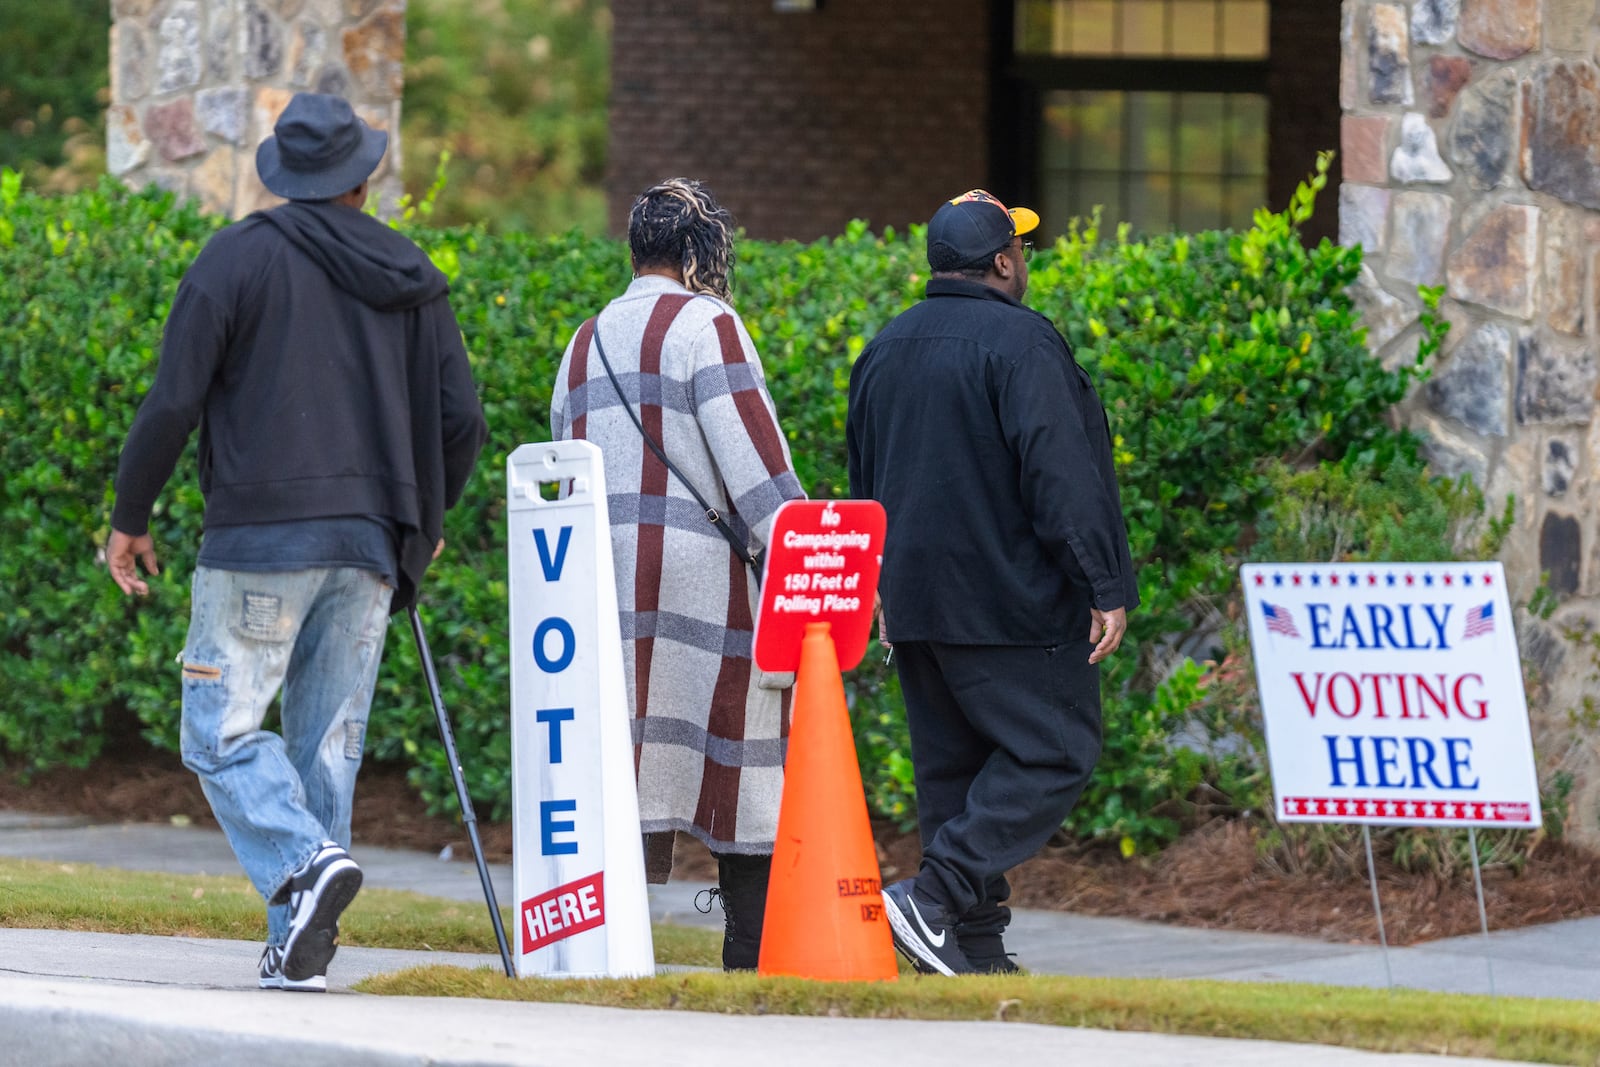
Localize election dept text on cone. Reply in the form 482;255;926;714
754;500;897;981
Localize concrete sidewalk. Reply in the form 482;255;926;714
0;973;1540;1067
1;810;1588;1065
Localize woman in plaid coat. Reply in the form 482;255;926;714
551;178;805;969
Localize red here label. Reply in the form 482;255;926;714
520;871;606;953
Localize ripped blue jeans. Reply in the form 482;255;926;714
179;565;392;948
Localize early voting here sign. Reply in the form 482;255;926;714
1241;562;1539;828
506;441;653;978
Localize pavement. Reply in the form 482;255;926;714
2;811;1593;1066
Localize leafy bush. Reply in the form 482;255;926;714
1031;155;1430;660
403;0;609;233
1025;154;1440;850
0;0;108;185
1;158;1441;849
1188;449;1540;880
0;170;217;767
0;173;923;822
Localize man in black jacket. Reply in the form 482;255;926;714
106;93;487;992
850;190;1138;976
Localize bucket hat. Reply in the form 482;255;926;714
255;93;388;201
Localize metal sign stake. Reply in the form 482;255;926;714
1467;827;1497;997
1361;824;1394;990
409;604;516;978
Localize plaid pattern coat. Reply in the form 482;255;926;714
551;275;805;854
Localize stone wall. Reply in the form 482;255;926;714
608;0;992;241
1341;0;1600;837
108;0;406;217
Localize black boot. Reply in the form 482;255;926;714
712;852;771;971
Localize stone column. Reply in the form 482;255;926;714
1341;0;1600;839
108;0;406;217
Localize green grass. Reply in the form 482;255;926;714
6;856;1599;1064
356;967;1600;1065
0;856;722;960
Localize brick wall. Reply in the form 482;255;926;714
608;0;993;240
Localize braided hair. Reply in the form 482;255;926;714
627;178;736;300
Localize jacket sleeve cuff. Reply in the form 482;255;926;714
111;499;151;537
1093;590;1126;612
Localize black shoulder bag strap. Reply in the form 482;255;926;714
588;313;763;583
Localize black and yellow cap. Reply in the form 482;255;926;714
926;190;1040;271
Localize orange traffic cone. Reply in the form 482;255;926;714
758;622;899;981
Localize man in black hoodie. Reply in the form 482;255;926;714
106;93;487;992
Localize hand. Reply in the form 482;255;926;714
874;592;891;651
1088;606;1126;665
107;529;160;597
433;539;446;561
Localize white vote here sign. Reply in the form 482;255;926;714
507;441;653;978
1241;562;1539;828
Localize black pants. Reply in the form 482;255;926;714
893;639;1103;931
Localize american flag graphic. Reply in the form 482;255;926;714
1463;601;1495;640
1261;601;1301;638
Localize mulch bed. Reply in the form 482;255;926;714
7;741;1600;948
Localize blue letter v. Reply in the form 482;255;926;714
533;526;573;581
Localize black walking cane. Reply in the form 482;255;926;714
408;604;516;978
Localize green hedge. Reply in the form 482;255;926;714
0;156;1432;850
0;0;106;177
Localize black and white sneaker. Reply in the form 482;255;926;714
881;879;974;976
278;841;362;983
258;944;327;992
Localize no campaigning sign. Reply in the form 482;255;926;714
1241;562;1539;828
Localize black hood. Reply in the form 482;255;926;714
257;200;449;312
